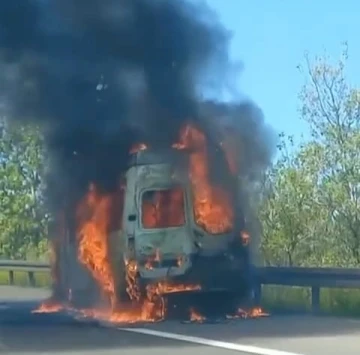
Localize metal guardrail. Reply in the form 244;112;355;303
0;260;359;312
254;266;360;313
0;260;49;287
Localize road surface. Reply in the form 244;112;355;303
0;286;359;355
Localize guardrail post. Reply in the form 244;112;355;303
28;271;36;287
8;270;14;285
311;286;320;313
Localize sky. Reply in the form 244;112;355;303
204;0;360;142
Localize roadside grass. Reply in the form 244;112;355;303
0;270;51;288
1;270;360;317
262;285;360;317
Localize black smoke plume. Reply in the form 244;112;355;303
0;0;275;219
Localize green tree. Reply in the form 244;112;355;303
298;44;360;266
260;44;360;267
259;135;327;266
0;117;49;260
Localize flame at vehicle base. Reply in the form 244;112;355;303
32;297;269;324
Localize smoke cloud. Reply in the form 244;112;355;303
0;0;275;217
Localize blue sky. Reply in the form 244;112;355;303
205;0;360;141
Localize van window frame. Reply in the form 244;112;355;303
139;185;188;231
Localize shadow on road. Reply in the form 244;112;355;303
0;301;201;353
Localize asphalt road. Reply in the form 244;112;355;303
0;286;360;355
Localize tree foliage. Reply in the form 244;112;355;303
0;118;49;260
260;44;360;267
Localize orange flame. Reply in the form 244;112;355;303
130;143;148;154
189;307;205;322
226;307;269;319
34;123;256;324
124;259;141;301
241;230;250;246
141;188;186;229
77;297;165;324
76;183;117;308
174;124;234;234
32;299;65;314
76;281;201;324
146;282;201;296
38;183;202;323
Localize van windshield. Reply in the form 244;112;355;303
141;187;186;229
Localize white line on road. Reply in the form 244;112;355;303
122;327;304;355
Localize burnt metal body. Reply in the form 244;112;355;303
55;148;252;307
123;149;251;296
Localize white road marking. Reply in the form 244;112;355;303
122;327;304;355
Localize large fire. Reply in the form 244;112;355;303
173;124;234;234
33;122;266;323
130;123;235;234
76;184;117;307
